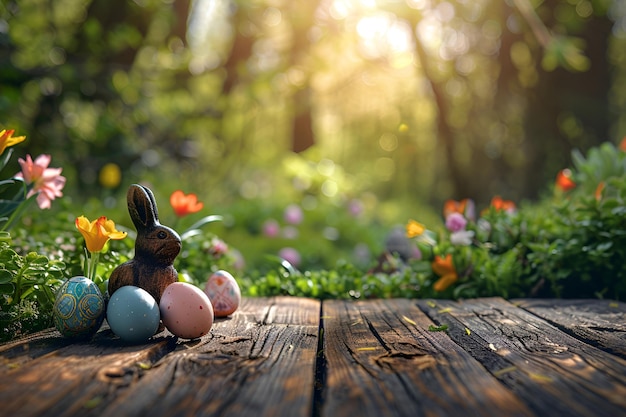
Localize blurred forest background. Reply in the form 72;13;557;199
1;0;626;270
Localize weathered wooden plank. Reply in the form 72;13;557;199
321;299;534;417
0;330;177;417
417;297;626;417
0;297;320;417
97;296;320;417
513;298;626;359
0;327;73;369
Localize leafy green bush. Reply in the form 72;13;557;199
402;141;626;300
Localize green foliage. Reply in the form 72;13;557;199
542;36;590;72
0;210;132;342
402;141;626;301
238;260;427;300
2;0;620;212
519;143;626;299
0;241;66;342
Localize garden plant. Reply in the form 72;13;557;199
1;128;626;343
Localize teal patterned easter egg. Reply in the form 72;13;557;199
53;276;106;339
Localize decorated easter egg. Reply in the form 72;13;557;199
106;286;161;344
53;276;106;339
160;282;214;339
204;270;241;317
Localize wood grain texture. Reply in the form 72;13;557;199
321;299;533;417
417;297;626;417
99;296;320;417
513;298;626;359
0;297;320;417
2;297;626;417
0;330;177;417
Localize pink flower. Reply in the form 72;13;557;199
15;154;66;209
208;237;228;258
284;204;303;225
445;212;467;233
262;219;280;237
279;247;301;267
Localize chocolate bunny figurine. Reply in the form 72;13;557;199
108;184;182;303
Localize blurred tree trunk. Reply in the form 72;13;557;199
490;2;525;202
172;0;192;45
287;1;320;153
221;9;254;96
292;88;314;153
410;25;471;201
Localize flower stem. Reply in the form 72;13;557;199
88;251;100;283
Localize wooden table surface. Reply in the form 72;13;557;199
1;297;625;417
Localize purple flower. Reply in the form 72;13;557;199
348;199;364;217
262;219;280;237
411;245;422;260
279;247;301;267
445;212;467;233
284;204;303;225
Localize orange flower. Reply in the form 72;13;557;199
490;196;516;213
595;182;605;201
170;190;204;217
443;199;466;216
444;198;475;221
443;199;465;217
619;137;626;151
555;169;576;192
431;254;458;292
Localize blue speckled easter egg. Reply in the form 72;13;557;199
106;286;160;344
53;276;106;339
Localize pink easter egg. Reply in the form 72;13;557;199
204;270;241;317
160;282;214;339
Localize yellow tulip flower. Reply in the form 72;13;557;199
0;129;26;155
406;219;426;238
75;215;127;253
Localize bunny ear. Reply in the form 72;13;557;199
127;184;160;231
142;185;160;223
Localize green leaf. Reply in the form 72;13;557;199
0;269;13;284
0;148;14;173
428;324;449;332
180;215;223;240
0;282;14;295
